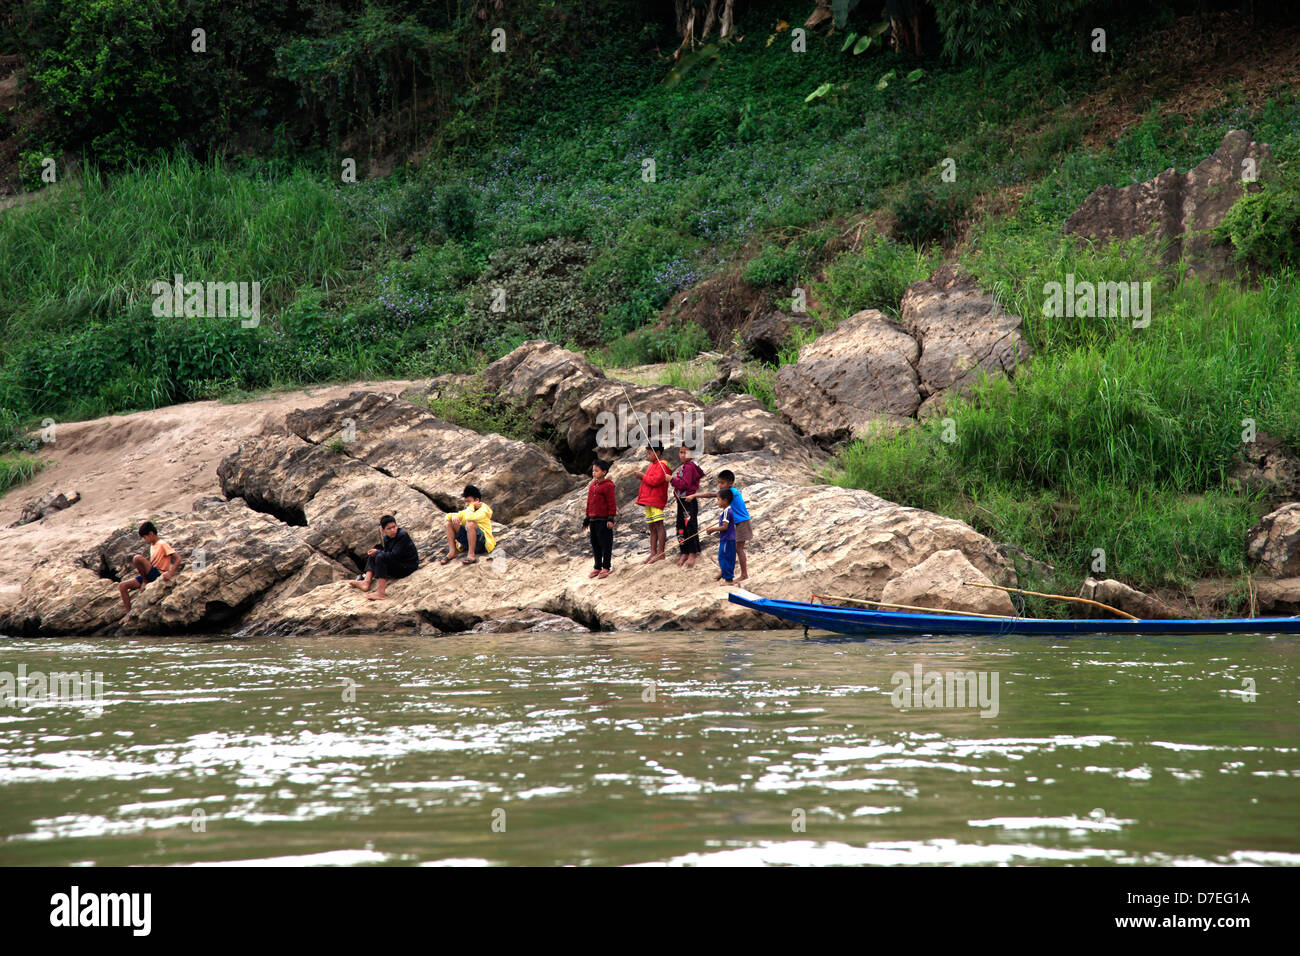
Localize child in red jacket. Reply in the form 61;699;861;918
635;443;673;564
585;458;617;578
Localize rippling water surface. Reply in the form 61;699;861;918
0;631;1296;866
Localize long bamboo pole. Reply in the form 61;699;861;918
812;593;1018;619
962;581;1139;621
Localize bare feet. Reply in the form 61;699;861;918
719;579;733;586
684;556;696;569
365;591;386;601
735;574;748;582
714;572;723;581
647;553;665;564
348;579;368;590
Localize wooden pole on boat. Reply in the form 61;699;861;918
810;593;1015;620
961;581;1139;621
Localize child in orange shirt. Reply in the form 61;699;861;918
119;521;183;611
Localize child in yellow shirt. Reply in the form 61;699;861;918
441;484;495;565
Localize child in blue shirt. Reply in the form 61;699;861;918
705;487;737;583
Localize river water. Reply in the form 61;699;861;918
0;630;1296;866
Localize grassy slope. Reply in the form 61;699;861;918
0;16;1106;424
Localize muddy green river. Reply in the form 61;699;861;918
0;630;1296;866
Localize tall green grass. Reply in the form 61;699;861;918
0;154;357;340
828;100;1300;591
0;454;45;498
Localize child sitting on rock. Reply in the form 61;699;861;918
442;485;496;565
351;514;419;600
119;521;183;612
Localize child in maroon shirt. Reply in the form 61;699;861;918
671;441;705;568
585;458;617;578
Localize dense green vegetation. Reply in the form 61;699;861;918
0;15;1113;423
2;0;1298;605
0;453;44;496
830;100;1300;597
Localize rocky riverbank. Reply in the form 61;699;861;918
5;331;1299;636
6;129;1300;636
0;331;1031;636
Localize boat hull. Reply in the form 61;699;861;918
727;590;1300;636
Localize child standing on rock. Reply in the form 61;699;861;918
705;488;737;584
688;469;750;582
635;444;672;565
585;458;617;579
671;441;704;569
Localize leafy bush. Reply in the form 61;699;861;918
418;376;542;444
466;238;599;350
931;0;1126;62
817;236;941;319
892;181;969;246
1215;147;1300;274
743;243;803;287
601;322;712;367
438;184;478;241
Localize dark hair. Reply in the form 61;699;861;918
463;485;481;500
647;443;664;453
138;521;157;538
719;488;734;503
380;515;396;528
592;458;610;473
718;469;735;483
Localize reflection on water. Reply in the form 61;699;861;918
0;631;1296;866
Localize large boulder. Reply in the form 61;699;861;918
1255;578;1300;616
234;477;1012;634
478;338;606;410
1246;503;1300;577
218;428;445;568
1231;434;1300;500
773;267;1029;442
422;340;821;470
880;549;1016;616
10;490;81;528
3;565;123;635
1078;577;1189;620
900;265;1029;418
773;308;921;443
284;390;578;522
738;310;816;363
7;498;339;635
1065;129;1272;277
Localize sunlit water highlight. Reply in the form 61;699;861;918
0;630;1296;866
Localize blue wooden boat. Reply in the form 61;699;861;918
727;589;1300;636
